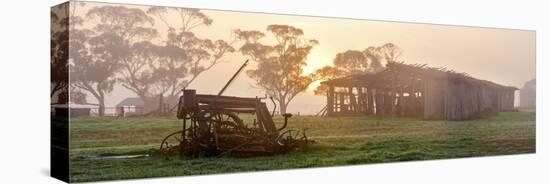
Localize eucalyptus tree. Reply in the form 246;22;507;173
234;25;318;114
85;5;158;103
146;7;235;98
313;43;403;96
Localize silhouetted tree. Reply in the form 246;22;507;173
70;88;88;104
51;2;86;104
314;43;403;95
312;66;344;95
146;7;234;97
70;31;121;116
363;46;384;72
379;43;403;63
333;50;369;74
85;5;158;104
363;43;403;72
234;25;318;114
69;5;147;116
50;7;69;100
146;7;212;32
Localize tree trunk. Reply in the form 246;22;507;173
98;98;105;117
279;100;287;115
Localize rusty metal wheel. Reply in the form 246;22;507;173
159;129;187;152
213;112;245;133
276;128;308;147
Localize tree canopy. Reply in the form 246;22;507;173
65;5;234;115
234;24;318;114
313;43;403;95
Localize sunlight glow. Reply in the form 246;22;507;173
303;50;333;92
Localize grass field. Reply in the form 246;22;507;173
68;112;535;182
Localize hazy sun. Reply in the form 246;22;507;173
303;49;333;92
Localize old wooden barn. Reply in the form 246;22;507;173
321;62;517;120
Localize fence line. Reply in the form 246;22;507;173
52;103;326;118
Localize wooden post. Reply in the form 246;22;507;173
349;87;360;114
158;94;164;116
384;88;392;115
399;87;405;117
327;85;334;116
390;71;397;115
339;92;346;113
377;89;384;115
368;88;374;115
358;87;364;114
423;78;440;119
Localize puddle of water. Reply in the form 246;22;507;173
77;154;149;161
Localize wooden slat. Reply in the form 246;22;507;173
196;95;259;105
255;102;278;135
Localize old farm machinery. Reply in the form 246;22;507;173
154;60;311;157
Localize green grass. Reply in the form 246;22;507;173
68;112;535;182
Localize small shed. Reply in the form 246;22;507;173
116;97;145;117
321;62;517;120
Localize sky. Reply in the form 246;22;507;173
73;2;536;115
